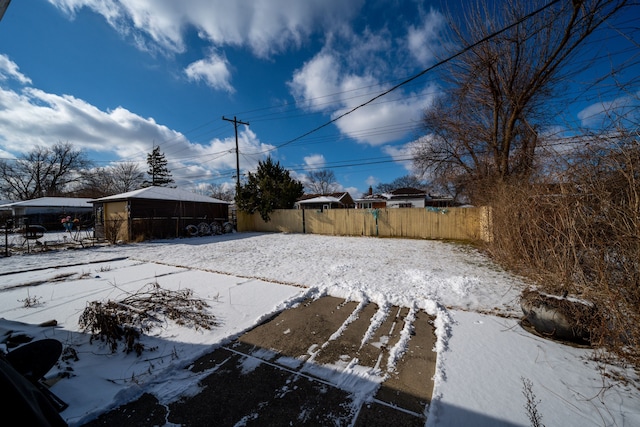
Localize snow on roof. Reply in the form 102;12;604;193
0;197;93;208
354;194;387;201
92;186;230;204
297;196;342;204
298;192;351;201
0;200;14;210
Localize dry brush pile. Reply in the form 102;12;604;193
486;131;639;365
79;281;218;356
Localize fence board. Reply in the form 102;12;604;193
238;207;492;241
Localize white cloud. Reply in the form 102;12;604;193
138;126;273;186
47;0;364;57
382;143;418;174
577;95;639;128
303;154;326;170
343;186;359;197
332;82;436;146
0;84;273;186
288;17;443;147
0;54;32;85
46;0;365;94
290;55;437;146
185;51;234;93
0;86;189;160
192;127;272;173
289;53;341;110
407;8;446;66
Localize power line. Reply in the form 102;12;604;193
108;0;635;173
7;0;635;191
259;0;563;153
106;0;597;183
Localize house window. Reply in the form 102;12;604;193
358;202;372;209
323;204;330;211
399;202;413;208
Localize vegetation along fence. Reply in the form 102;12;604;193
237;207;492;242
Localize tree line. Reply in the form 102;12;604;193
0;143;176;201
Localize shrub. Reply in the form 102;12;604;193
486;132;640;364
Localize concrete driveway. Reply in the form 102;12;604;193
83;296;436;426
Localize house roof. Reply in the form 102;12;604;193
390;187;427;196
0;199;15;210
355;193;387;202
92;186;230;204
297;196;343;205
0;197;93;208
298;192;351;202
386;187;428;201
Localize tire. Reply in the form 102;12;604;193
185;224;198;236
210;222;222;235
197;222;211;235
222;222;234;233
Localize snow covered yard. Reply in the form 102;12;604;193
0;232;638;426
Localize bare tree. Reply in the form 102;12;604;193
111;162;144;193
0;142;91;200
205;182;234;201
74;162;143;198
76;167;116;198
411;0;629;203
374;175;429;194
305;169;339;194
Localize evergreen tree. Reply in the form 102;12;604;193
142;146;174;187
236;156;304;222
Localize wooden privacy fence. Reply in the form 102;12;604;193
237;207;493;242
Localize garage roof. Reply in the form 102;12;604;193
92;186;230;204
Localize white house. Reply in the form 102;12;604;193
385;188;428;208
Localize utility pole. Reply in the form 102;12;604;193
222;116;249;192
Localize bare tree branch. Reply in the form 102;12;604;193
0;142;91;200
412;0;630;202
304;169;339;195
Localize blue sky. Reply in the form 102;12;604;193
0;0;638;198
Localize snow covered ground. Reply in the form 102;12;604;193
1;231;638;426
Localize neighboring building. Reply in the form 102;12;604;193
91;186;229;243
355;186;387;209
0;197;93;231
294;188;456;212
425;194;458;208
295;192;355;211
386;187;429;208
